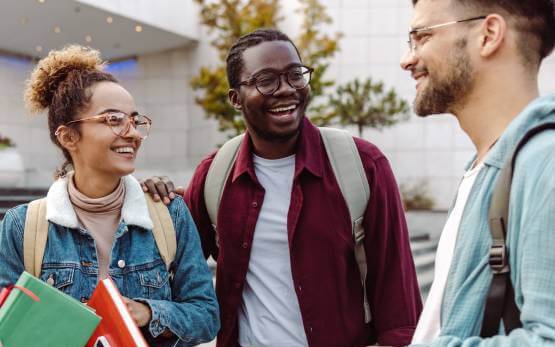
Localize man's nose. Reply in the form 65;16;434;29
400;49;418;71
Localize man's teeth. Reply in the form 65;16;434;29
114;147;134;154
269;105;297;113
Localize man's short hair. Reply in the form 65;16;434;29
412;0;555;66
226;29;301;89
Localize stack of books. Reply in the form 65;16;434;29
0;273;149;347
86;277;148;347
0;271;100;346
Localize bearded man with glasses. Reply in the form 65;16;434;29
144;28;422;347
396;0;555;346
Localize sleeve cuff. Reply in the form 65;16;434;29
378;326;416;347
134;298;167;338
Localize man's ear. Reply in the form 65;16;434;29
478;14;507;58
56;126;80;152
228;89;243;110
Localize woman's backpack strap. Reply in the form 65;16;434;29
145;193;176;271
23;198;48;277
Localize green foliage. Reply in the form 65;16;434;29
191;0;282;135
191;0;340;136
0;134;14;150
194;0;281;60
326;78;410;137
400;180;435;211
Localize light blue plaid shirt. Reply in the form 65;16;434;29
412;94;555;347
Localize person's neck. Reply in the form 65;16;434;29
249;132;299;160
72;170;122;198
454;71;539;162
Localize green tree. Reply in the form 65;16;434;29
326;78;410;137
190;0;340;136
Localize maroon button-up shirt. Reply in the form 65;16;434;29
185;119;422;347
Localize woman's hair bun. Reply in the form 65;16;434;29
24;45;105;114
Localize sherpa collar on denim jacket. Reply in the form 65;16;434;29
46;174;153;230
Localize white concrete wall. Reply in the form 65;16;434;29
76;0;199;39
0;25;223;188
0;55;57;187
1;0;555;208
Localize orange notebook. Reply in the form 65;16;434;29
86;277;149;347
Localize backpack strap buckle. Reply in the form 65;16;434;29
489;243;509;274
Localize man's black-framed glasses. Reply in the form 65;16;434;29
238;65;314;95
407;15;487;53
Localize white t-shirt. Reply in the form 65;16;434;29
238;154;308;347
412;162;484;344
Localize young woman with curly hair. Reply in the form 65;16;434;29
0;45;219;346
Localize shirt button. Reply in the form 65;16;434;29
117;259;126;268
251;201;258;208
234;282;241;289
242;242;248;249
298;285;302;293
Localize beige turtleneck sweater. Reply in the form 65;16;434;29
68;176;125;280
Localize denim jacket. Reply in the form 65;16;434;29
412;94;555;347
0;175;219;347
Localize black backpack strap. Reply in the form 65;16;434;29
481;122;555;337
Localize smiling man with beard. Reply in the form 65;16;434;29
398;0;555;346
156;29;422;347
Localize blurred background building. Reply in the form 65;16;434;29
1;0;555;211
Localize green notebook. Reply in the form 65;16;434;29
0;271;100;347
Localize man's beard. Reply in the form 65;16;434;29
414;38;474;117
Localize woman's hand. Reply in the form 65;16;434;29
122;297;152;327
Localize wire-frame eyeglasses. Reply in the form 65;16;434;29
62;111;152;139
407;15;486;53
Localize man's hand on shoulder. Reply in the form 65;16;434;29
140;176;184;205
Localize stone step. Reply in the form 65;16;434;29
0;188;47;220
409;232;430;242
0;195;44;208
413;252;435;273
411;238;438;256
0;188;48;195
418;268;435;298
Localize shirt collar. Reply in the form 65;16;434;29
483;94;555;169
231;118;324;182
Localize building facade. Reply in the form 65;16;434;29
1;0;554;209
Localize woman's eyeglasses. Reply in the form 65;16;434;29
62;111;152;139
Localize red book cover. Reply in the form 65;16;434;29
0;287;11;307
86;277;149;347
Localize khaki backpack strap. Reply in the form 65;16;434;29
145;194;176;271
320;127;371;323
204;134;244;246
482;122;555;337
23;198;48;278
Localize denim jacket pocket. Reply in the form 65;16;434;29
137;263;171;300
40;265;76;295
